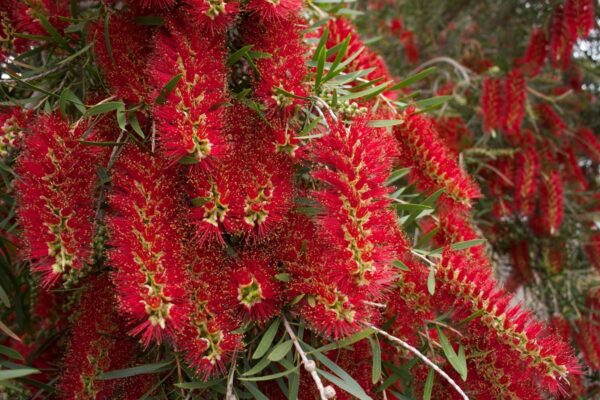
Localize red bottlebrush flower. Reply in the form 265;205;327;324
480;77;504;133
577;127;600;163
400;30;419;64
436;250;580;395
503;69;526;134
433;116;473;155
309;117;398;296
394;108;481;207
0;107;29;158
539;171;564;236
132;0;176;9
149;17;228;163
183;0;240;32
575;318;600;370
389;17;404;35
326;18;395;87
549;5;575;70
14;114;100;287
549;314;572;342
106;146;190;346
175;246;242;378
585;231;600;273
92;14;154;104
564;146;589;190
537;103;566;137
520;28;548;77
242;14;307;118
565;0;596;39
435;210;490;269
246;0;302;21
509;240;533;282
278;213;368;338
229;251;283;323
513;147;540;217
58;275;140;399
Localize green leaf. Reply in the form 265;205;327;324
427;268;436;295
0;345;23;361
298;117;322;137
253;318;281;359
451;239;486;251
311;327;375;353
389;67;437;91
243;356;272;377
0;368;39;380
386;168;410;186
312;28;329;62
135;15;164;25
369;337;382;384
97;361;172;380
155;73;183;105
129;112;145;138
338;81;390;102
0;320;21;342
268;340;293;362
241;381;270;400
37;13;73;53
414;96;453;111
368;120;402;128
315;46;327;91
175;379;224;389
274;273;290;282
116;109;126;131
228;45;254;66
237;365;299;382
391;260;410;271
423;368;434;400
103;13;115;65
422;188;445;207
436;327;467;381
323;35;351;82
59;88;86;116
316;369;373;400
0;285;10;307
394;203;433;212
83;101;125;118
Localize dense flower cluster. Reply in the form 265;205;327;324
1;0;591;399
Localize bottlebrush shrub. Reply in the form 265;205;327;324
0;1;586;399
360;0;599;397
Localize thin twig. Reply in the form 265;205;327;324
364;323;469;400
225;349;238;400
282;316;335;400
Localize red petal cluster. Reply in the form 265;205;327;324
577;127;600;162
432;116;473;155
480;77;504;133
394;108;481;207
92;14;154;104
519;28;548;77
503;68;526;134
15;114;100;287
106;146;190;345
538;171;564;236
58;275;147;399
537;103;566;137
513;147;540;217
149;17;228;163
183;0;240;33
246;0;302;21
549;5;576;70
565;0;596;39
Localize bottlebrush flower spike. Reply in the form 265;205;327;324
58;275;140;399
15;113;100;287
106;145;190;345
503;69;526;134
564;146;589;190
150;17;228;163
481;77;504;133
537;103;566;137
278;213;367;338
229;251;283;323
549;5;575;70
432;116;473;155
176;246;242;378
509;240;534;282
577;127;600;162
520;28;548;77
246;0;302;21
0;107;29;158
309;117;398;295
436;250;579;394
92;14;154;104
400;30;419;64
183;0;240;32
132;0;176;9
514;147;540;217
575;318;600;370
539;171;565;236
242;13;307;118
436;210;490;268
565;0;595;39
394;108;481;207
326;17;395;86
585;231;600;273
